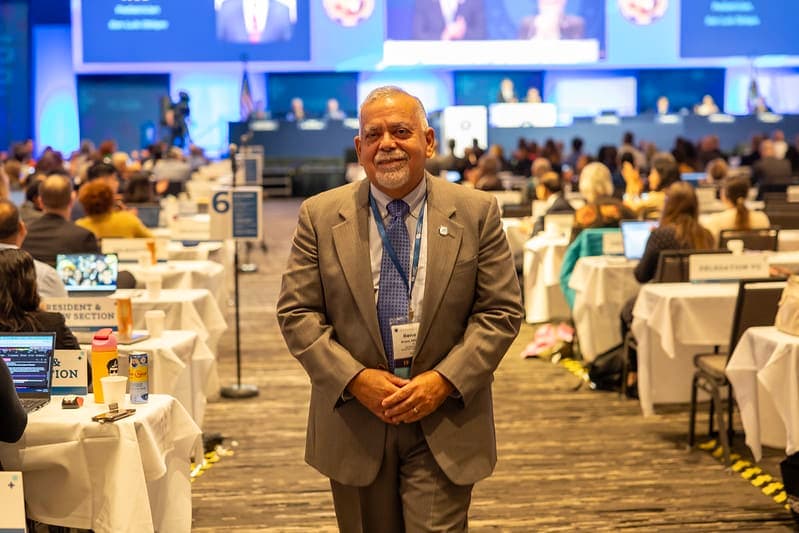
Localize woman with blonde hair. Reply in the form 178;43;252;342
571;162;635;240
703;175;770;245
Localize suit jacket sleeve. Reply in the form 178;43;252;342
277;201;366;409
433;198;523;405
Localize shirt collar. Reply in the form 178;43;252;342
370;176;427;219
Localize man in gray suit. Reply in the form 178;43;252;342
216;0;292;44
277;86;523;531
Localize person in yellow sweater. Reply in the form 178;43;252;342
76;180;152;239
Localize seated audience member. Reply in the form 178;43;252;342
21;175;100;268
413;0;486;40
696;135;725;169
188;144;210;172
473;154;504;191
752;139;792;186
76;181;153;239
122;171;156;204
285;97;307;122
772;130;788;160
620;182;714;393
703;176;770;246
518;0;585;39
152;147;191;197
571;162;635;240
0;248;79;349
532;171;575;235
0;356;26;444
703;158;728;186
624;152;682;219
19;179;44;225
0;200;66;298
694;94;720;116
323;98;346;120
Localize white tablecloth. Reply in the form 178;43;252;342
113;288;226;352
0;395;200;533
727;326;799;461
83;330;215;426
779;230;799;252
502;217;533;271
123;260;227;309
522;234;569;323
167;240;224;261
631;282;739;415
568;256;641;362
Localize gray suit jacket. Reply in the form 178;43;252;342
277;175;523;486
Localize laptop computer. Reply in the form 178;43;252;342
620;220;659;260
131;203;161;228
56;253;119;297
1;333;55;413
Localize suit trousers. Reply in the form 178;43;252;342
330;421;473;533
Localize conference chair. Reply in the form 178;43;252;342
619;249;733;398
766;209;799;230
718;227;779;251
501;203;532;218
688;278;786;467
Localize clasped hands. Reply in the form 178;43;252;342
347;368;453;425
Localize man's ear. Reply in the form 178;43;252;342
17;220;27;246
425;128;436;158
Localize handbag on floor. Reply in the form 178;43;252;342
775;275;799;336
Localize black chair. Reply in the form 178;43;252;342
766;209;799;230
653;249;732;284
117;270;137;289
620;249;733;398
501;203;532;218
688;278;787;466
718;227;780;251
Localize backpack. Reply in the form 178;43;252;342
586;344;625;391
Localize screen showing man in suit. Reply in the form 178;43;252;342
277;86;523;531
216;0;294;44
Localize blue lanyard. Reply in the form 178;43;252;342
369;193;426;300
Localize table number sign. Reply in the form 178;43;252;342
689;253;770;281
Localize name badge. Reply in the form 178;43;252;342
391;320;419;378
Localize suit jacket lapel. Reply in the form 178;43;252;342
332;180;385;358
416;175;462;355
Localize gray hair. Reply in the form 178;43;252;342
359;86;429;130
578;162;613;203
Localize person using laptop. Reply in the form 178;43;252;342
0;199;66;298
22;174;100;268
0;357;27;444
619;182;714;396
532;171;575;236
0;248;79;350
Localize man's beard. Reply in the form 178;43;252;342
374;153;411;190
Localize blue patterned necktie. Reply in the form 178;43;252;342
377;199;411;372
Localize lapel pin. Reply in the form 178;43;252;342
438;225;448;236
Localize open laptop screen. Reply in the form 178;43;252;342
0;333;55;395
132;204;161;228
620;220;659;260
56;253;119;294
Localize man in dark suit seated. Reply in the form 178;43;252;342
532;171;575;236
22;174;100;268
216;0;293;44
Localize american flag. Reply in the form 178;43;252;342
240;69;254;121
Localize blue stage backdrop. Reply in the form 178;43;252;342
636;68;726;114
267;72;359;119
454;71;544;106
1;1;31;151
77;75;170;152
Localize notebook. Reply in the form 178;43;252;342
620;220;659;260
56;253;119;297
1;333;55;413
